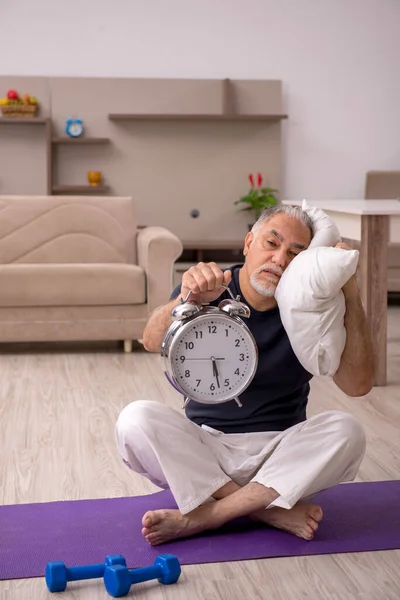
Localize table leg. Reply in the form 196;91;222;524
359;215;389;386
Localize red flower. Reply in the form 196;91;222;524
257;173;263;187
248;173;255;187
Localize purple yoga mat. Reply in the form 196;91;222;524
1;481;399;581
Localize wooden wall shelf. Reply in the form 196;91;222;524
52;137;110;144
0;117;110;194
50;136;110;194
52;185;109;194
108;114;288;121
0;77;285;205
0;117;50;125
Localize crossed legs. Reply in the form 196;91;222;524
141;480;323;545
116;401;365;545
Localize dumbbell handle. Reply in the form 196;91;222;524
66;563;110;581
129;564;163;585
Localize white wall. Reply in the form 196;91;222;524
1;0;399;199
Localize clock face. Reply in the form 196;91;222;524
69;122;83;136
168;312;258;404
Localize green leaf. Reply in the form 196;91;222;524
261;187;278;195
234;182;279;218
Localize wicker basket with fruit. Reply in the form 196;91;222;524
1;90;39;117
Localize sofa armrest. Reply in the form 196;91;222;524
137;227;183;314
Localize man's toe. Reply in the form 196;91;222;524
307;518;319;532
304;526;314;540
142;510;157;528
146;532;162;545
313;506;323;521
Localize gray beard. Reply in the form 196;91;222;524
249;273;277;297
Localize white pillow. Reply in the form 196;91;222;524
302;199;342;248
275;203;359;377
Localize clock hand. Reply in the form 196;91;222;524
183;357;225;361
211;356;220;388
211;358;217;376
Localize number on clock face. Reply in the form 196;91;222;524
170;315;256;403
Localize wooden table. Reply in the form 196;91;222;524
283;199;400;386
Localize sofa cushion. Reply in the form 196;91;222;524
0;264;146;307
0;196;137;264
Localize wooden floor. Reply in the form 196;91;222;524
1;307;399;600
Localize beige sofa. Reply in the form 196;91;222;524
0;195;182;349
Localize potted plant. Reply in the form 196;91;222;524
234;173;278;229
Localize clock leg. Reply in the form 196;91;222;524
182;396;191;409
234;397;243;407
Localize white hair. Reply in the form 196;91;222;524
251;205;314;239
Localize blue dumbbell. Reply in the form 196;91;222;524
45;554;127;592
103;554;181;597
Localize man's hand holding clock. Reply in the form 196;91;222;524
180;262;232;305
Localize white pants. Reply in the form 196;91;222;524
115;400;366;515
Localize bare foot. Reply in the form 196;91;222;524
251;502;323;540
141;507;218;546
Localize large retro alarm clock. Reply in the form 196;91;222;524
161;286;258;408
